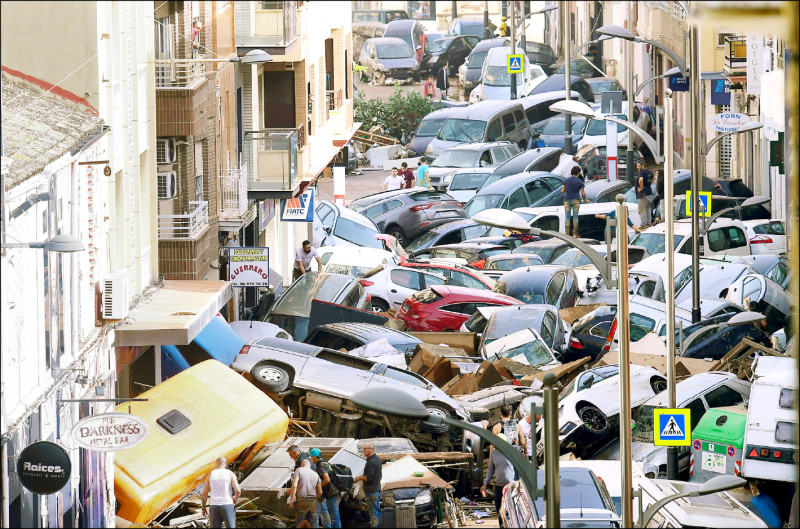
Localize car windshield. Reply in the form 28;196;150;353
416;118;447;137
449;171;491;190
479;173;503;189
533;471;607;516
586;114;627;135
464;310;490;332
633;405;658;442
552;248;600;268
542;116;586;135
437;119;487;142
405;229;442;252
484;65;524;87
494;280;545;304
426;39;450;53
630;233;684;255
484;310;540;342
468;50;489;68
526;42;551;54
274;273;348;317
333;217;382;248
376;43;413;59
432;149;479;168
487;256;541;270
323;263;378;277
484;330;554;367
464;194;503;216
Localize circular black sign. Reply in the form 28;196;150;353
16;441;71;495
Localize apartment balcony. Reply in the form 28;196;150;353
155;57;210;137
156;57;206;89
244;127;303;198
218;164;250;230
236;1;299;55
724;36;747;73
158;200;210;240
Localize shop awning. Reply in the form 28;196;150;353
113;280;232;347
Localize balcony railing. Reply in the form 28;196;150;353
251;1;298;46
725;36;747;69
218;164;249;218
156;57;206;88
158;201;209;239
245;128;298;191
326;88;343;111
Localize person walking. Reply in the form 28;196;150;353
491;404;524;452
517;413;534;459
561;166;589;237
294;241;322;282
636;160;655;228
480;434;516;526
201;457;241;528
382;167;404;191
415;157;431;189
290;459;323;528
354;442;382;528
423;73;436;99
310;448;336;529
436;60;450;101
399;162;415;189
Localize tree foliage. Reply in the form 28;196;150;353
355;87;439;140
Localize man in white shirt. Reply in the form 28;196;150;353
294;240;322;281
201;457;241;528
290;458;323;528
382;167;404;191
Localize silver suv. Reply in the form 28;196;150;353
427;141;521;190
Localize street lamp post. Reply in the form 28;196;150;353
626;1;635;184
637;475;746;528
510;0;517;100
689;23;702;324
561;2;573;154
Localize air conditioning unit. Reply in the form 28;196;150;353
157;171;177;199
157;138;176;164
102;273;129;320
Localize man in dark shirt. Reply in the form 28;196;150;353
636;160;655;229
399;162;415;188
288;445;314;470
355;442;382;528
561;166;589;237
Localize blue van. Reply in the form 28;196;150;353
161;316;245;379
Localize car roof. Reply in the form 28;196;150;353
485;45;526;65
385;19;416;30
431;284;519;302
532;74;585;92
493;147;562;175
752;356;797;387
452;167;496;175
444;141;513;152
499;264;569;290
431;243;506;251
312;322;419;343
368;36;412;47
642;217;743;235
448;99;526;120
477;171;558;195
471;37;509;53
519;90;583;108
643;372;741;407
425;218;480;233
420;107;462;121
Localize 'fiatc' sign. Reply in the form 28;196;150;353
70;413;149;452
281;188;315;222
228;247;270;287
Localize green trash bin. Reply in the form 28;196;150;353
690;405;747;482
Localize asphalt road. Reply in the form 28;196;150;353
317;168;390;204
354;74;468;102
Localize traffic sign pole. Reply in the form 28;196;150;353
510;0;517;100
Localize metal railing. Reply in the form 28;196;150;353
326;88;343;111
155;56;206;88
218;164;249;218
157;201;209;239
296;123;306;149
244;128;298;190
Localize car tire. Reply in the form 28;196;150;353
371;298;390;313
251;364;290;393
577;404;609;434
387;226;407;247
651;377;667;394
419;404;452;434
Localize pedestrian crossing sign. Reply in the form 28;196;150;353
685;191;712;217
654;408;691;446
507;54;524;74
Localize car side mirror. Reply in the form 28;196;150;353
584;375;594;388
323;226;332;234
479;160;488;167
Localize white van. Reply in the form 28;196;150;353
469;46;546;103
631;218;752;258
741;355;798;482
512;202;643;242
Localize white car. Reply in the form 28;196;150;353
742;218;787;254
536;363;666;458
576;111;630;151
445;167;495;203
359;264;447;312
483;328;562;370
316;245;397;276
468;46;546;103
313;200;383;249
630;217;752;258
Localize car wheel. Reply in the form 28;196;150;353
251;364;290;393
577;404;609;434
371;298;390;313
387;226;407;247
419;404;451;434
651;378;667;394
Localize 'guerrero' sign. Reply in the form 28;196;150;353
228;247;270;287
17;441;71;494
709;112;752;133
70;412;149;452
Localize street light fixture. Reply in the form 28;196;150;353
635;66;682;97
596;24;688;77
637;475;746;528
703;122;764;155
1;234;85;253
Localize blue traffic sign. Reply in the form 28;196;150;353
654;408;691;446
507;54;524;74
685;190;712;217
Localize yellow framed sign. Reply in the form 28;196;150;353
685;190;712;217
654;408;691;446
507;54;524;74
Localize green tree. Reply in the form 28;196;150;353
354;87;439;140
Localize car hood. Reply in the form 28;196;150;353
428;138;464;156
377;57;418;69
464;68;482;84
479;84;521;100
427;166;461;177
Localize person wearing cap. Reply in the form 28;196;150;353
498;15;509;37
310;448;338;528
480;434;516;525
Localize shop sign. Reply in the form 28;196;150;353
710;112;752;133
228;247;270;287
280;188;314;222
17;441;72;494
70;412;149;452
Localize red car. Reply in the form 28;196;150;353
396;285;522;332
400;260;496;290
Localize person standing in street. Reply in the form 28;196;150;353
491;404;524;452
636;159;655;229
416;157;431;189
497;16;509;37
201;457;241;528
517;413;534;459
354;442;382;528
480;434;516;526
399;162;415;189
436;60;450;101
561;166;589;237
594;210;642;242
311;448;341;528
290;459;323;528
294;241;322;282
382;167;404;191
423;73;436;99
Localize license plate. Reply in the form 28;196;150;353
436;210;459;218
701;451;726;474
